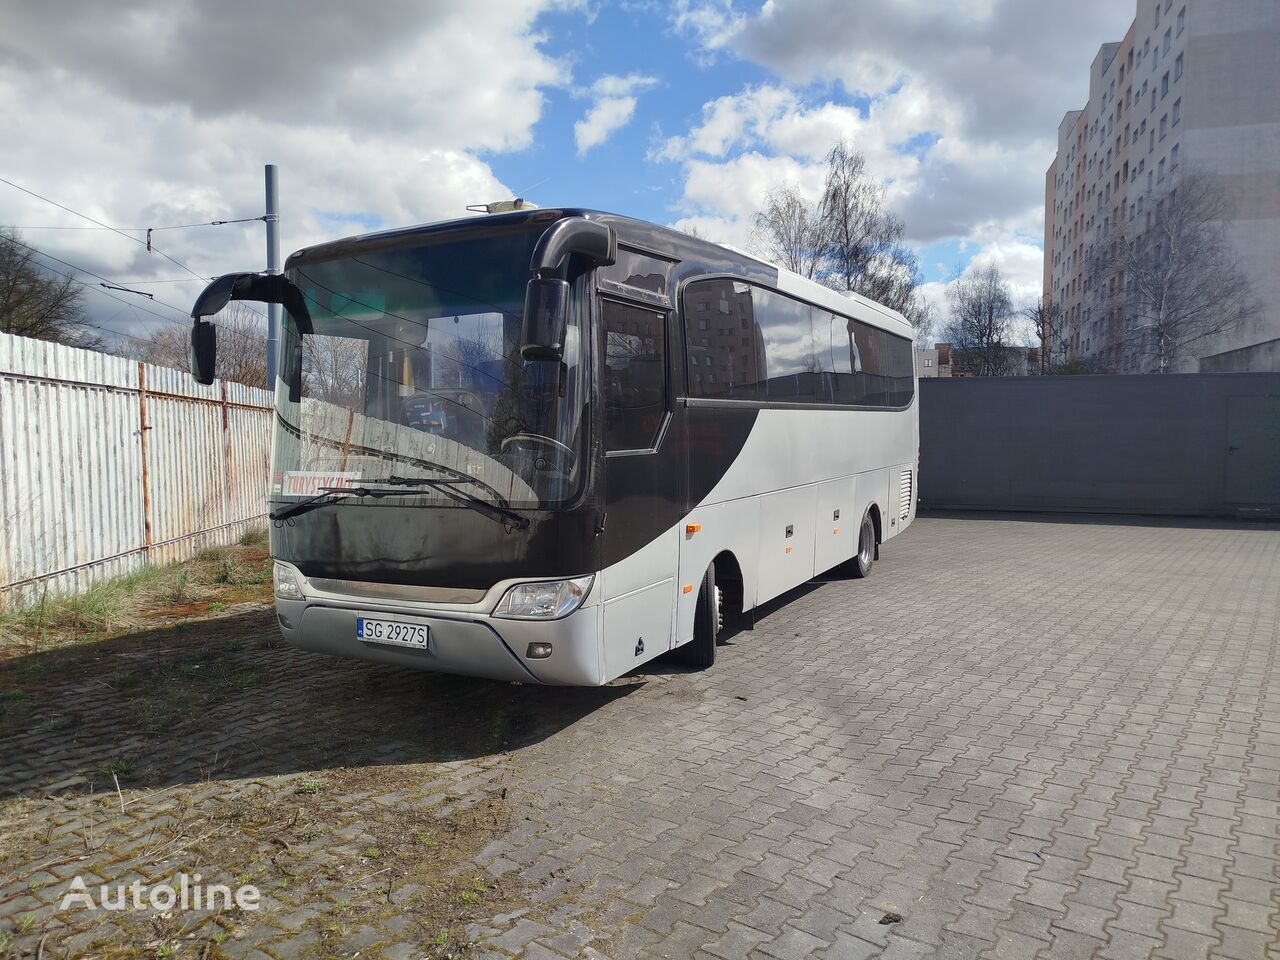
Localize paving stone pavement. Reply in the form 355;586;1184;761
2;514;1278;959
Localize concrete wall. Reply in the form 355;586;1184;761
1200;337;1280;373
919;374;1280;518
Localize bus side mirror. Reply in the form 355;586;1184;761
191;320;217;385
521;277;571;360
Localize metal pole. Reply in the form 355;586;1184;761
264;164;281;385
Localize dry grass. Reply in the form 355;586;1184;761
0;534;272;659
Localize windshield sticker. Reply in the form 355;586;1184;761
283;471;362;497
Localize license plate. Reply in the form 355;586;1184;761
356;616;431;648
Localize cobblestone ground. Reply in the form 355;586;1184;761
2;515;1278;959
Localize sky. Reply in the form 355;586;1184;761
0;0;1139;346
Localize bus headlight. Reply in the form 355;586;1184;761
273;563;305;601
492;576;593;620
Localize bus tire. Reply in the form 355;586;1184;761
676;566;719;669
850;508;876;579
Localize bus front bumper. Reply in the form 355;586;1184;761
273;592;605;686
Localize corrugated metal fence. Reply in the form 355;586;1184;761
0;332;273;606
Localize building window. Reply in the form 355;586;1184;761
1163;28;1172;54
1175;52;1184;80
1158;157;1166;182
923;358;933;368
1171;144;1180;170
1162;72;1170;98
1177;7;1185;34
1172;98;1181;125
1160;114;1168;140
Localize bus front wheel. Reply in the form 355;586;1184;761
675;566;721;669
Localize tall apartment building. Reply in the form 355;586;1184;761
1044;0;1280;372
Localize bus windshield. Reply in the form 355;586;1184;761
273;226;587;511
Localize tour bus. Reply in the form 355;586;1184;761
188;206;918;686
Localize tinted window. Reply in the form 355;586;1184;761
682;279;912;408
682;279;764;401
603;299;667;450
829;317;914;406
754;288;830;404
599;247;673;296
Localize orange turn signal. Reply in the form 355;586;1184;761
682;583;693;594
685;522;701;535
833;527;839;534
784;545;793;554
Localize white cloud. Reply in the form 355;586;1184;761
662;0;1139;299
574;74;658;155
669;0;742;57
0;0;572;341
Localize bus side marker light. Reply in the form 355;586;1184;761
682;584;693;594
785;545;793;554
526;642;553;659
685;523;701;536
833;527;839;534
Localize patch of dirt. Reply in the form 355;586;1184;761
0;769;526;959
0;542;273;664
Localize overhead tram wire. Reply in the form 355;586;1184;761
11;217;266;231
6;235;268;351
0;175;271;321
29;261;264;355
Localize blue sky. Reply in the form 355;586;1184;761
0;0;1138;338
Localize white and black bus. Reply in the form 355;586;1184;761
188;208;918;685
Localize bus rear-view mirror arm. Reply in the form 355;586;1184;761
521;218;617;361
189;272;312;385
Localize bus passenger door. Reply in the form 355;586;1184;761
598;299;680;679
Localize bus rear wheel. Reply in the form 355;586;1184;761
850;509;876;579
675;566;720;669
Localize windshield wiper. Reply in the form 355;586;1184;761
269;478;530;530
371;475;530;529
269;485;428;523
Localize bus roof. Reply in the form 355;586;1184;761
285;207;916;340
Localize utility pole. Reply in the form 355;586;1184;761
264;163;281;384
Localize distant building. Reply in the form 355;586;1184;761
1044;0;1280;372
934;342;1039;378
916;346;945;378
935;342;952;378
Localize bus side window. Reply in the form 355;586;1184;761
602;299;667;451
682;278;763;401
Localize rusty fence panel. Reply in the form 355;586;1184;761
0;332;274;607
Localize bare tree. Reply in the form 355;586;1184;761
131;302;268;388
302;331;367;406
1023;295;1077;374
0;227;101;349
751;184;826;279
905;294;937;347
1103;175;1260;373
943;264;1015;376
818;142;922;316
752;142;927;324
